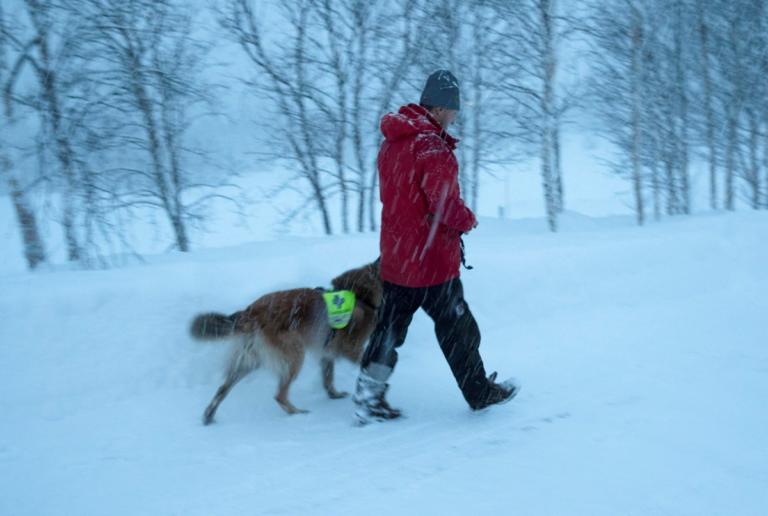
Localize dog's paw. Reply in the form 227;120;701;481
328;390;349;399
277;399;310;415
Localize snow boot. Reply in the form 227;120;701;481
353;372;402;425
469;372;520;411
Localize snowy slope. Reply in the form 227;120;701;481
1;212;767;516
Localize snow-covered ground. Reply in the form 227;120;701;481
1;211;767;515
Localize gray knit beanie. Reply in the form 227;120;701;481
419;70;460;111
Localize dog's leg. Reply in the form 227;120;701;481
275;350;308;415
203;361;252;425
321;357;348;399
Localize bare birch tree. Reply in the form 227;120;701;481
220;0;335;234
587;0;653;225
0;1;46;269
76;0;218;251
4;0;87;260
488;0;574;230
364;0;424;230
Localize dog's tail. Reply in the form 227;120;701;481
189;311;242;340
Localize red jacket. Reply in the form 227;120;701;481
377;104;477;287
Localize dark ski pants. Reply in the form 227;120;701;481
360;277;491;408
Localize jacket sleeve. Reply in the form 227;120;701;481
416;134;477;234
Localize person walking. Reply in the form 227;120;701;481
353;70;519;424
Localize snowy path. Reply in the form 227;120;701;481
1;213;766;515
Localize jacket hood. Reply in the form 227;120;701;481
380;104;458;149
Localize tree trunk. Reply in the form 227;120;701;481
470;6;483;213
36;38;82;261
335;119;349;234
553;121;564;213
4;163;47;269
651;157;661;221
368;154;379;232
158;89;191;253
170;213;190;252
319;0;350;234
725;114;737;211
540;136;558;232
662;107;679;215
351;5;369;233
764;122;768;209
664;158;678;215
675;8;690;215
540;0;558;231
367;0;419;232
130;60;190;251
697;10;718;210
630;9;645;225
313;180;333;235
748;110;760;209
294;7;332;235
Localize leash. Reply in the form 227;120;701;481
460;237;474;270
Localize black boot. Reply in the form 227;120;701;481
353;372;402;425
469;372;520;411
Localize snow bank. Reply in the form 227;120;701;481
1;211;766;515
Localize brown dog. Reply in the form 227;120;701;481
190;260;381;424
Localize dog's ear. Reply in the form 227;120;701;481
331;269;352;291
333;261;381;293
332;265;368;292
